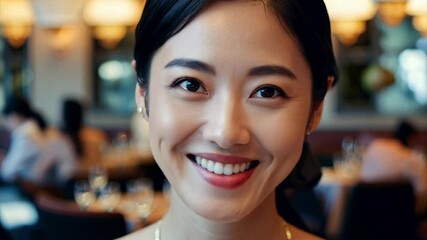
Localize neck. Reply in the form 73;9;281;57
160;190;286;240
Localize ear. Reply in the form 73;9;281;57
131;59;136;71
308;102;324;134
135;83;148;120
307;76;334;134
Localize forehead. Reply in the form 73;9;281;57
151;0;310;80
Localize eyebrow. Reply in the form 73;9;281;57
165;58;216;75
164;58;296;80
248;65;297;80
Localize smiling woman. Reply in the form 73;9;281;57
120;0;337;240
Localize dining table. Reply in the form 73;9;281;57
86;192;169;232
77;146;155;173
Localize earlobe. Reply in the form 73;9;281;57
327;76;334;90
135;84;148;120
132;59;136;71
307;76;334;134
307;102;324;135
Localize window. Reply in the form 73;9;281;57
336;17;426;115
92;32;136;115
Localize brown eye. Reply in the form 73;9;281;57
180;79;202;92
251;85;287;99
256;87;276;98
172;77;207;94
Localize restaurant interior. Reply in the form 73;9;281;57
0;0;426;239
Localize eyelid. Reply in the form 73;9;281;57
170;76;208;94
251;84;290;99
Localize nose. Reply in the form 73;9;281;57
202;97;251;149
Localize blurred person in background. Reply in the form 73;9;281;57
0;95;77;186
60;98;85;161
360;120;427;214
59;98;107;167
0;95;48;183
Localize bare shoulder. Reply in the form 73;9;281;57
289;225;324;240
116;222;159;240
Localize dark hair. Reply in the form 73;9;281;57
2;95;48;131
394;120;416;147
2;95;33;118
134;0;338;110
61;98;84;157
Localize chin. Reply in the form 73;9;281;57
185;196;252;223
195;208;247;223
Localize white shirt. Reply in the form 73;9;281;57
31;129;78;185
1;120;45;182
1;122;77;185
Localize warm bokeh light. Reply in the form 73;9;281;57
324;0;377;45
0;0;35;48
406;0;427;36
83;0;146;49
377;1;407;26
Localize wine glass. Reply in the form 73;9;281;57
74;180;96;210
98;181;122;212
88;165;108;194
127;178;154;225
341;137;354;158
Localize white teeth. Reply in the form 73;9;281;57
224;164;233;176
201;158;208;168
194;156;254;175
207;161;215;172
233;164;240;174
239;163;246;172
214;162;223;174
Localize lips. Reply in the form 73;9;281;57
187;153;259;189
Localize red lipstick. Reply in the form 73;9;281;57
192;153;257;189
198;166;256;189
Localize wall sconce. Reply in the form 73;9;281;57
325;0;377;46
0;0;35;48
406;0;427;36
83;0;145;49
375;0;408;26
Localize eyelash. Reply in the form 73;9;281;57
170;78;289;99
170;77;207;94
251;85;289;99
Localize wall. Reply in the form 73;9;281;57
29;21;92;126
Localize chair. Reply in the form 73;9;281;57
337;181;419;240
35;194;127;240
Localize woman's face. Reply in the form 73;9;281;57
136;1;322;222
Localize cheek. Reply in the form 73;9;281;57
253;101;311;172
148;93;198;154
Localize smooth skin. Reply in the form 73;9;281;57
125;1;325;240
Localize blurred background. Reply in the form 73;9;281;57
0;0;426;239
